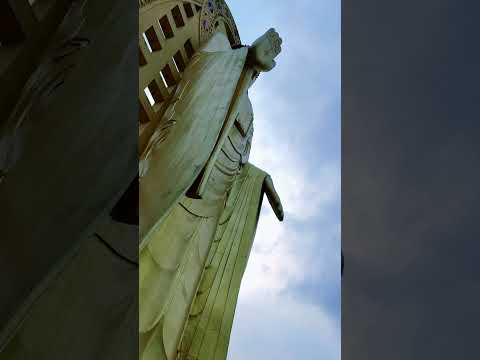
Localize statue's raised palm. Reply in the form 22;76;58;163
249;28;283;72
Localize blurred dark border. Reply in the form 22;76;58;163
343;1;480;358
0;1;138;358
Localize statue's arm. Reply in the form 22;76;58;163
245;29;283;220
264;175;284;222
199;28;282;74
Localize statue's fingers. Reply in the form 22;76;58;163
274;45;281;57
274;37;282;54
261;59;276;72
276;204;283;217
275;205;284;221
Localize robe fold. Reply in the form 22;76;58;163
139;32;249;245
178;164;267;360
140;164;267;360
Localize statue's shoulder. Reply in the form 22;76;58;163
200;32;234;53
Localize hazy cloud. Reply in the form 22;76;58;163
227;0;340;359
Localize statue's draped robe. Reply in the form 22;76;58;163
139;32;249;243
139;33;270;360
178;164;267;360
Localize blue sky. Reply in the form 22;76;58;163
226;1;341;359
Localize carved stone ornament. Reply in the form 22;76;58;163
199;0;241;47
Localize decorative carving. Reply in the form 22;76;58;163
199;0;241;47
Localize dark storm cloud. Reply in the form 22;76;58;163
343;1;480;359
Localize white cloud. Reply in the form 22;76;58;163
249;84;340;222
226;1;340;359
228;292;341;360
236;84;340;309
239;211;305;299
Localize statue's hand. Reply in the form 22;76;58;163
264;176;284;221
249;28;283;72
